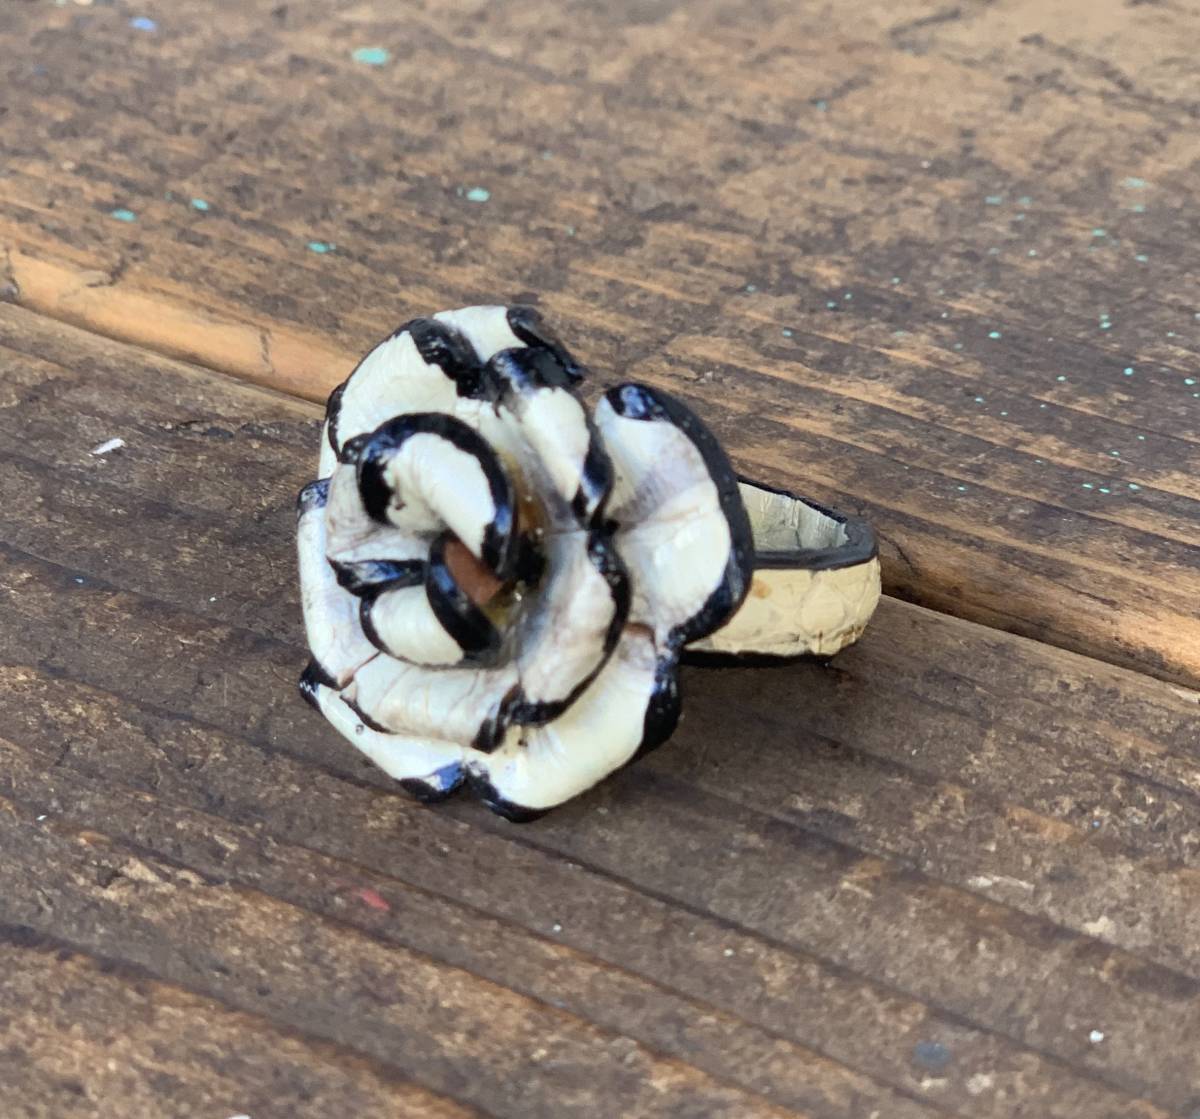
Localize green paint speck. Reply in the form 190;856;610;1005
826;300;838;309
1134;253;1148;262
844;292;853;300
781;328;793;338
1186;378;1197;386
1130;203;1146;213
307;240;334;254
890;277;901;285
1028;249;1038;257
814;100;828;111
465;187;490;203
956;485;968;492
974;396;985;404
985;195;1004;205
1123;177;1147;189
1123;367;1134;375
352;46;390;65
110;208;136;223
999;410;1008;416
988;330;1002;339
1018;195;1033;206
1057;375;1068;382
1110;450;1120;456
190;198;210;212
1081;483;1094;490
1098;487;1111;494
953;343;963;350
1128;483;1141;491
1100;322;1112;330
745;283;757;292
1137;434;1146;441
1092;228;1108;237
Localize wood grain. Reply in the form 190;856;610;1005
4;305;1200;1114
1;0;1198;683
0;933;475;1119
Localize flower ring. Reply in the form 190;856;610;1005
297;306;881;820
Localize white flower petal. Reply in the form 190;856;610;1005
301;669;464;798
594;383;753;649
473;627;665;818
296;480;376;686
360;582;465;667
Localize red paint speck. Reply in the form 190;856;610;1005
355;887;391;912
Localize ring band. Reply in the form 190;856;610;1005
692;480;880;659
296;306;881;819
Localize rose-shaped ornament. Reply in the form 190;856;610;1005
298;307;880;820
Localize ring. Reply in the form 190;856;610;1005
296;306;880;820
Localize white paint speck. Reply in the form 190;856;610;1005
966;1072;994;1095
723;948;735;957
36;815;47;822
551;922;563;933
90;437;126;456
1089;1029;1105;1043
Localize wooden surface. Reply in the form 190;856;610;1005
3;302;1200;1114
2;0;1200;1114
2;0;1199;685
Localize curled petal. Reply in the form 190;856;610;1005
594;382;754;650
470;626;666;821
296;479;376;687
351;412;517;578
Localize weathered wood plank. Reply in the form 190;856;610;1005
0;933;476;1119
3;308;1199;1114
2;1;1199;682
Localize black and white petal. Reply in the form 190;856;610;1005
296;479;377;687
470;626;662;820
352;412;517;579
593;383;754;650
301;671;465;800
487;346;612;528
506;529;629;722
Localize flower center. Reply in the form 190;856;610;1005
443;536;505;605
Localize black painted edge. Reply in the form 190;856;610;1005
425;531;503;664
353;411;517;580
466;770;548;824
604;382;755;650
296;477;330;519
298;658;336;711
331;557;426;597
633;651;683;761
400;763;466;804
487;346;614;529
738;475;878;572
504;528;631;728
506;305;586;383
407;317;490;399
324;382;346;456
